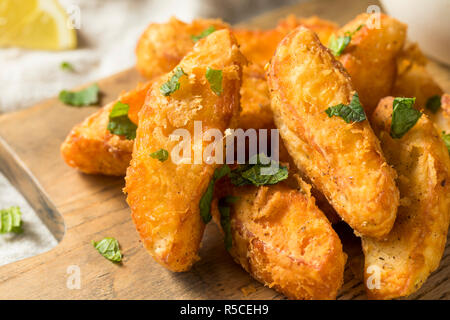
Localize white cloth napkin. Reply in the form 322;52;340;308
0;171;58;266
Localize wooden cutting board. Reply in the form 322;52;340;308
0;0;449;299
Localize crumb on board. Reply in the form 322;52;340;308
241;284;257;297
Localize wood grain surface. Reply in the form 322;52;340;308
0;0;449;299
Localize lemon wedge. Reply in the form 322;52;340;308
0;0;77;50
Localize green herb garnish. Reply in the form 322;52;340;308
107;101;137;140
199;165;231;224
328;24;364;56
150;149;169;162
199;155;289;224
160;67;187;96
191;26;216;42
206;67;223;96
426;95;441;113
61;61;75;72
325;92;366;123
442;132;450;154
92;237;122;262
391;97;422;139
59;83;99;106
229;154;288;187
218;195;239;251
0;206;23;234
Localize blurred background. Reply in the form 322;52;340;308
0;0;303;113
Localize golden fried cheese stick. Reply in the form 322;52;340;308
267;27;399;238
211;178;346;300
393;64;443;110
393;42;443;110
276;15;338;45
362;97;450;300
392;43;450;132
124;30;245;271
61;81;153;176
337;13;407;115
233;15;337;68
392;65;450;133
136;17;229;79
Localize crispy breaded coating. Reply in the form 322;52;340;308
136;17;229;79
267;27;399;238
60;82;152;176
234;15;338;68
212;180;346;300
338;13;407;115
442;93;450;119
278;137;341;224
392;64;443;111
396;42;428;75
233;29;286;69
124;30;245;272
238;64;274;130
277;15;338;45
362;97;450;300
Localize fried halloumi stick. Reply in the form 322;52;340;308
393;42;443;110
392;44;450;132
277;15;338;45
211;179;346;300
392;65;450;133
362;97;450;300
124;30;245;271
267;27;399;238
393;64;443;109
60;81;153;176
238;63;274;130
136;17;229;79
338;14;407;115
233;15;337;68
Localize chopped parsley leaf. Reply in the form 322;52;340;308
191;26;216;42
206;67;223;96
0;206;23;234
328;24;364;56
160;67;187;96
442;131;450;155
229;154;288;187
391;97;422;139
218;195;239;251
107;101;137;140
59;83;99;106
61;61;74;72
426;95;441;113
150;149;169;162
92;237;122;262
199;165;231;224
325;92;366;123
